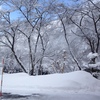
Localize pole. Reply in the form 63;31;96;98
0;59;4;96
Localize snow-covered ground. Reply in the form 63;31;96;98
1;71;100;100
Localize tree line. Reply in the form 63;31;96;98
0;0;100;75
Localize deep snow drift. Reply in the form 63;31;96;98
1;71;100;100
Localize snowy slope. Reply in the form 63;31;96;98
1;71;100;96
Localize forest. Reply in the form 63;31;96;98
0;0;100;78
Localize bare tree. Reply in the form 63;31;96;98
70;0;100;64
4;0;50;75
0;11;27;73
48;2;81;70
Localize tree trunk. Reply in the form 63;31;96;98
13;51;27;73
60;17;81;70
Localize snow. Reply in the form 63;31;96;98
92;0;100;3
1;71;100;100
89;62;100;68
87;52;98;59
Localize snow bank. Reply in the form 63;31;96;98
1;71;100;95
